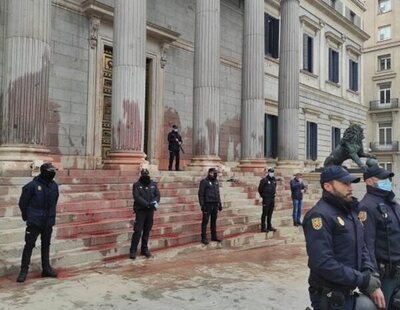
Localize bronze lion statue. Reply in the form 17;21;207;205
324;124;376;170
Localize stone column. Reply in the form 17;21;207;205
277;0;303;171
190;0;221;169
0;0;52;171
104;0;147;170
237;0;266;172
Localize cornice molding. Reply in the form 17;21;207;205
346;44;362;56
300;15;322;34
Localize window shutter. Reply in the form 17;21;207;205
349;60;353;90
308;36;313;72
354;62;358;91
303;34;308;70
272;18;279;58
329;49;333;81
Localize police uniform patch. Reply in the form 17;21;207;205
311;217;323;230
358;211;367;222
37;185;42;191
337;216;345;226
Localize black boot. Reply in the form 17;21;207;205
41;247;57;278
16;268;28;283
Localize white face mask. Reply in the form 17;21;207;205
268;173;274;178
173;129;178;132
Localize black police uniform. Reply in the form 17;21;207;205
359;185;400;307
167;129;182;171
258;175;277;232
130;175;160;258
304;192;376;309
198;175;222;242
17;168;59;282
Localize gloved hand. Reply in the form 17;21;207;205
218;203;223;211
201;206;206;213
22;211;27;221
362;272;381;295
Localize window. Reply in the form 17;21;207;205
378;25;391;41
349;60;358;92
378;0;392;14
265;14;279;59
264;114;278;158
330;0;336;8
328;48;339;83
379;84;391;104
378;54;391;71
380;162;393;172
379;123;392;145
307;122;318;161
332;127;341;151
350;11;356;23
303;34;313;73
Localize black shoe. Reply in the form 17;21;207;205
176;168;181;171
261;228;267;232
293;223;299;227
16;269;28;283
297;221;302;226
129;252;136;260
211;238;222;243
201;238;209;245
42;267;57;278
141;252;152;258
267;227;277;232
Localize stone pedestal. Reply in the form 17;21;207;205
0;0;52;171
104;0;147;170
237;0;265;172
191;0;221;168
276;160;304;177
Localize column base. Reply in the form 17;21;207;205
0;145;54;173
276;160;304;177
235;159;267;173
103;151;146;171
186;155;222;171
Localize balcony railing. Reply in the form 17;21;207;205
369;98;399;111
370;141;399;152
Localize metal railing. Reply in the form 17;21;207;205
370;141;399;152
369;98;399;110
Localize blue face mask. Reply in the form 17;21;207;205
377;179;392;192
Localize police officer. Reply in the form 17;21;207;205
167;124;183;171
17;163;59;283
198;168;222;245
258;168;277;232
359;165;400;308
129;169;160;260
303;165;385;309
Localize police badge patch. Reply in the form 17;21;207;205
311;217;323;230
37;185;42;191
358;211;367;222
337;216;345;226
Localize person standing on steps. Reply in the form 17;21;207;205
258;168;277;233
167;124;183;171
290;172;307;226
17;163;59;283
198;168;223;245
129;169;160;260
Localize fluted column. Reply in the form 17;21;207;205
277;0;301;163
104;0;146;169
0;0;52;171
190;0;221;168
238;0;266;171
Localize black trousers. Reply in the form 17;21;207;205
21;225;53;270
168;150;180;170
261;199;275;230
201;204;218;239
130;209;154;254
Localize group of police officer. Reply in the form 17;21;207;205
303;165;400;310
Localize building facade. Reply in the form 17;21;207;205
364;0;400;191
0;0;368;173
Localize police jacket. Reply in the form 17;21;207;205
359;186;400;269
258;176;277;202
303;192;374;291
132;177;161;212
198;177;221;207
18;176;59;228
290;178;305;200
167;131;182;152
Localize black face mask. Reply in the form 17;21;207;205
140;175;151;186
40;170;56;182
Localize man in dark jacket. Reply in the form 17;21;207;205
290;173;307;226
17;163;59;283
130;169;160;260
258;168;277;232
303;165;385;309
198;168;222;245
167;124;183;171
359;166;400;308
